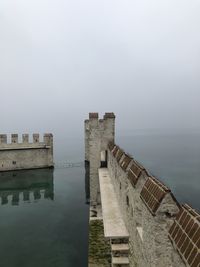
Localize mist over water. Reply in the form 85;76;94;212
53;127;200;211
116;129;200;211
55;128;200;210
0;0;199;266
54;136;84;163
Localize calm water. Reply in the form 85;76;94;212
117;130;200;211
0;130;199;267
0;167;89;267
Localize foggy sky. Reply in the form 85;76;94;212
0;0;200;139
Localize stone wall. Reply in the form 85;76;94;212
84;113;115;205
85;112;200;267
0;133;54;171
107;143;199;267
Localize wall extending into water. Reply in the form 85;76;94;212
107;143;198;267
0;133;54;171
107;144;200;267
85;112;200;267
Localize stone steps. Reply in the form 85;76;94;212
111;243;129;252
111;240;129;266
112;256;129;265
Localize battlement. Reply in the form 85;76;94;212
107;143;193;267
140;176;171;215
104;112;116;119
89;112;99;119
0;133;54;171
85;113;200;267
0;133;53;147
169;204;200;267
85;112;115;132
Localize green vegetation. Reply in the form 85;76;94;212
89;219;111;267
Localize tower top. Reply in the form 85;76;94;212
88;112;115;120
104;112;115;119
89;113;99;119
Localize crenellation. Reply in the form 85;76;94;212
0;134;7;144
109;144;133;173
127;161;143;187
85;112;198;267
107;143;187;267
22;134;29;143
140;176;171;216
33;133;39;143
103;112;115;119
0;133;54;171
116;148;124;162
157;193;181;218
11;134;18;144
88;113;99;128
120;154;132;171
44;133;53;145
169;204;200;267
112;145;119;157
89;112;99;119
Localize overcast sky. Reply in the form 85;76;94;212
0;0;200;139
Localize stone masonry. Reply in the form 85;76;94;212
85;113;115;205
85;113;200;267
0;133;54;171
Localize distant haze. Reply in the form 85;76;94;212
1;0;199;142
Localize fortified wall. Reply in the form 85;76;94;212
0;133;53;171
85;113;115;205
86;113;200;267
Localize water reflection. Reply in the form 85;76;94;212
0;169;54;205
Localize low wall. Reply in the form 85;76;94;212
0;133;53;171
107;142;200;267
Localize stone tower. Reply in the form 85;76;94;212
84;112;115;205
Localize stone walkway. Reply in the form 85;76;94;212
99;168;129;239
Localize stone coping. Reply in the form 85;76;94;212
99;168;129;239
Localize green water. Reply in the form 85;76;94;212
0;167;89;267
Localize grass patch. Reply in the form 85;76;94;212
89;220;111;266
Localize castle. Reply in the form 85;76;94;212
0;115;199;267
85;113;200;267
